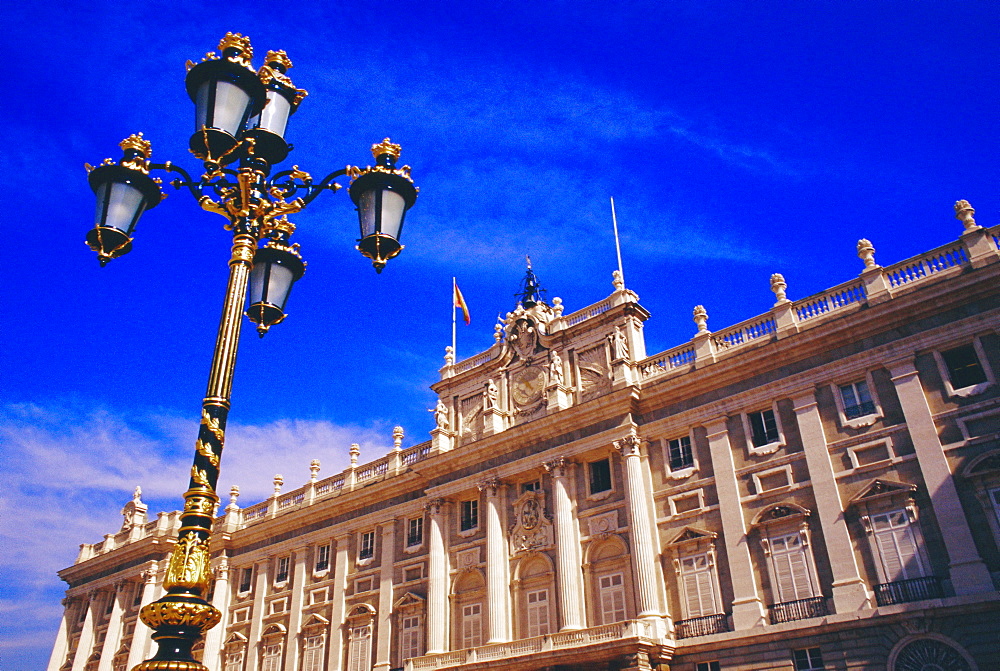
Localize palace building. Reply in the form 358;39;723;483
49;201;1000;671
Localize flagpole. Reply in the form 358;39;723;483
452;276;457;360
611;196;625;286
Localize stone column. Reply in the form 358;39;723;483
888;360;994;594
375;523;397;671
97;584;126;671
46;599;73;671
70;593;97;671
126;562;160;670
245;558;270;671
285;550;309;671
705;418;765;629
328;534;350;671
543;458;585;630
426;499;449;654
613;434;664;619
203;559;232;671
792;392;870;612
479;478;511;643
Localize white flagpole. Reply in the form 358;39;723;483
452;276;457;360
610;197;625;286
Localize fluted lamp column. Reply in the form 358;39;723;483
83;31;420;671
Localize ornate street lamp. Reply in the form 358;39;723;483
83;32;419;671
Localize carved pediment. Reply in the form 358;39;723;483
850;478;917;505
751;503;810;529
509;490;554;555
393;592;426;610
964;449;1000;476
302;614;330;629
667;526;717;547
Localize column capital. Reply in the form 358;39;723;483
477;476;503;495
543;456;571;478
425;497;446;516
613;431;643;457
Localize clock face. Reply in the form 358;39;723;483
511;366;545;405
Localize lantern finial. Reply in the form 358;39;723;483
218;32;254;67
371;138;401;161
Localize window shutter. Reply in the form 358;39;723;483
681;554;716;618
872;511;926;581
770;534;815;602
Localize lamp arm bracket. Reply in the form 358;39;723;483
299;167;350;206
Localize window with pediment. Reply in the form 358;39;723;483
751;504;825;624
345;605;375;671
300;614;329;671
259;624;286;671
394;592;426;664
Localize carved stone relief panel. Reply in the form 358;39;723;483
577;343;611;401
509;490;554;555
459;394;483;443
586;511;620;537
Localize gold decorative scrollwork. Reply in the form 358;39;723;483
194;439;219;468
183;496;217;516
139;598;221;630
163;531;212;592
191;465;211;488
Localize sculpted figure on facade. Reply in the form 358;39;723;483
549;349;564;386
610;325;629;360
483;379;498;410
431;399;450;431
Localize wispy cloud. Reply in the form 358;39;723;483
0;402;399;666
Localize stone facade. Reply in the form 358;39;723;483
50;203;1000;671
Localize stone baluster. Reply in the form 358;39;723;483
887;359;994;593
543;458;585;630
613;434;665;621
479;478;511;642
857;238;892;304
202;558;231;671
956;199;1000;268
426;499;449;653
692;306;716;364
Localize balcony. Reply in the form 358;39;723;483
675;614;730;639
874;576;942;606
768;596;828;624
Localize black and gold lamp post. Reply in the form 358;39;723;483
84;32;418;671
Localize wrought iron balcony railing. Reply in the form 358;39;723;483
874;576;942;606
768;596;829;624
675;613;730;639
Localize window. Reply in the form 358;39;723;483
276;556;290;583
839;380;876;419
400;615;423;661
589;459;612;494
460;500;479;532
347;626;372;671
667;436;694;471
696;662;720;671
598;573;626;624
261;644;282;671
870;510;928;582
132;584;143;607
315;544;330;572
105;593;115;614
407;517;424;547
526;589;550;637
461;603;483;648
942;344;988;389
766;532;817;603
238;567;252;593
679;554;718;619
749;409;780;447
522;480;541;493
359;531;375;561
793;647;824;671
224;650;243;671
301;635;324;671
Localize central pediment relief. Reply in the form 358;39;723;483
509;490;554;556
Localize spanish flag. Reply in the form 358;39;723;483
453;278;471;325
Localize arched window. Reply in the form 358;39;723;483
513;554;555;638
259;624;286;671
224;632;248;671
300;614;329;671
750;504;825;624
451;570;486;649
584;535;633;626
345;604;375;671
889;636;975;671
393;592;426;665
666;527;727;638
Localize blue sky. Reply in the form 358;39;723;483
3;1;998;667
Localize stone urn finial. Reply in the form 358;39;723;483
770;273;788;304
392;426;404;450
272;474;284;497
693;305;709;334
857;238;877;270
309;459;321;482
444;345;455;366
955;199;979;231
350;443;360;467
612;269;624;291
227;485;240;511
